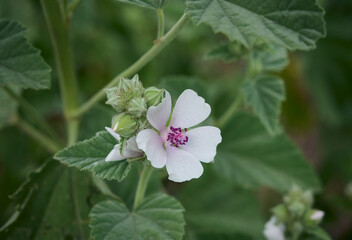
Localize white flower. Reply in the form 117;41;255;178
136;89;222;182
310;210;324;221
264;217;285;240
105;127;143;161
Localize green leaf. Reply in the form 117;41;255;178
241;74;285;135
90;193;185;240
0;20;51;90
186;0;326;50
115;0;168;9
178;168;264;238
215;112;321;192
0;160;107;239
250;43;289;72
55;131;131;181
0;87;18;129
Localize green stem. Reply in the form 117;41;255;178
3;86;62;145
40;0;80;145
157;8;165;39
217;94;243;128
72;12;189;119
16;118;62;154
133;164;153;210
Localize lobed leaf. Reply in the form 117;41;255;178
90;193;185;240
55;131;131;181
0;20;51;90
215;112;321;192
241;74;286;135
0;87;18;129
186;0;326;50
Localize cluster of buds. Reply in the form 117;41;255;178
105;75;164;138
264;186;325;240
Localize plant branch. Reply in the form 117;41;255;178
40;0;80;145
16;118;62;154
3;86;62;144
157;8;165;39
217;94;243;128
71;12;190;119
133;163;153;210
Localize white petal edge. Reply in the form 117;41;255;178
123;136;143;159
105;127;121;141
182;126;222;163
137;129;166;168
263;217;285;240
106;144;124;162
170;89;211;129
165;146;204;182
147;91;171;131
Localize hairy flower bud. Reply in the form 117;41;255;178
144;87;165;107
111;113;138;137
304;209;324;226
272;204;289;223
105;75;144;112
128;97;147;117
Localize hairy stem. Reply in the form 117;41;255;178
40;0;80;145
72;12;189;118
16;118;62;154
217;94;243;128
3;86;62;144
157;8;165;39
133;164;153;210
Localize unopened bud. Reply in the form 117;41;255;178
111;113;138;137
304;209;324;226
288;202;305;218
272;204;289;223
128;97;147;117
105;74;144;111
144;87;165;107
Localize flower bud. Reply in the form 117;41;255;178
127;97;147;117
288;202;305;218
272;204;289;223
304;209;324;226
105;74;144;111
144;87;165;107
111;113;138;137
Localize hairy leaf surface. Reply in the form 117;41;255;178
186;0;326;50
0;20;51;90
90;193;185;240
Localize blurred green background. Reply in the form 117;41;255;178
0;0;351;239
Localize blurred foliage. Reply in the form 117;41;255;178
0;0;351;239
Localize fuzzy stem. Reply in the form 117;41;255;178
40;0;80;145
157;8;165;39
3;86;62;144
17;118;61;154
217;94;243;128
133;164;153;210
71;13;189;119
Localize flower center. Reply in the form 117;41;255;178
167;126;188;148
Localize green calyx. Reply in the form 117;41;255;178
111;113;138;137
144;87;165;107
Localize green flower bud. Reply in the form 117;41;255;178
304;209;324;227
144;87;165;107
137;117;150;130
105;74;144;111
288;202;305;218
128;97;147;117
111;113;138;137
272;204;289;223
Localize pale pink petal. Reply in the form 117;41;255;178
263;217;285;240
106;145;124;162
136;129;166;168
165;146;204;182
182;126;222;163
105;127;120;141
123;136;143;158
170;89;211;128
147;91;171;131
